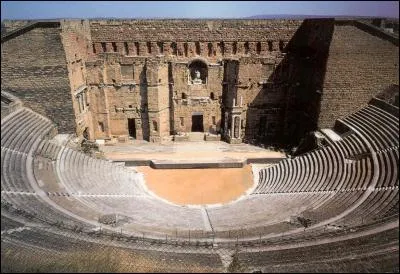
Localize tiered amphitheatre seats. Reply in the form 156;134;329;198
1;147;35;193
1;226;224;272
1;192;94;230
1;215;24;231
1;93;398;272
0;105;97;233
254;134;373;194
301;190;366;223
1;107;54;154
32;139;207;237
57;146;145;196
82;195;206;236
2;226;98;252
254;98;398;234
331;187;399;227
35;140;62;161
375;148;399;188
207;192;332;233
342;105;399;152
238;226;399;273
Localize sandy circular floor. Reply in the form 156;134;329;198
137;165;254;205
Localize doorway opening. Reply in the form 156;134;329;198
128;118;136;139
191;114;204;132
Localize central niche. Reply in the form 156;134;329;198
188;59;208;85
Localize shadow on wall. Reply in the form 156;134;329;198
140;65;150;141
245;19;335;149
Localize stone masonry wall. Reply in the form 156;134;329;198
3;19;396;145
1;24;75;133
88;19;303;64
319;24;399;128
60;20;94;137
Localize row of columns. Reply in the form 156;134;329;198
92;40;284;57
224;111;241;140
76;89;88;113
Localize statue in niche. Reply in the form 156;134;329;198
192;69;202;85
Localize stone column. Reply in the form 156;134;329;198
234;116;240;138
105;42;113;53
231;115;235;138
139;42;148;56
82;92;86;110
163;42;171;56
117;42;125;55
224;111;228;136
94;43;103;54
78;95;83;112
224;42;232;56
128;42;136;56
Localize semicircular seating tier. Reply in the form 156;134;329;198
1;93;398;272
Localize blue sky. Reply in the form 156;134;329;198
1;1;399;20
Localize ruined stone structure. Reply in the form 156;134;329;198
1;18;398;146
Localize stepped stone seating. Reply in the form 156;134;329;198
254;134;373;194
332;188;399;227
1;215;24;231
302;190;366;222
1;226;224;272
1;94;398;272
2;227;98;251
238;227;399;273
207;192;332;232
1;147;35;193
83;195;206;235
342;105;399;152
35;140;62;161
253;99;398;236
57;146;145;196
1;107;54;154
1;192;94;230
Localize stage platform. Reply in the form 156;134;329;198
99;140;286;169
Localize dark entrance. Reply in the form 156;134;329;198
191;114;204;132
128;118;136;138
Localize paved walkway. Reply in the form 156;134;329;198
99;141;286;162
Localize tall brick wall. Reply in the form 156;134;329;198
89;19;302;41
88;19;303;64
2;19;397;146
1;20;36;34
1;24;75;133
60;20;94;137
319;23;399;128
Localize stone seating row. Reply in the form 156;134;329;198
1;107;54;154
301;190;366;223
375;148;399;188
1;214;24;231
35;140;62;161
56;146;146;196
207;192;332;232
1;192;94;230
238;226;399;272
81;195;207;235
331;187;399;227
342;105;399;152
1;226;97;251
1;226;224;272
1;147;35;193
254;134;373;194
